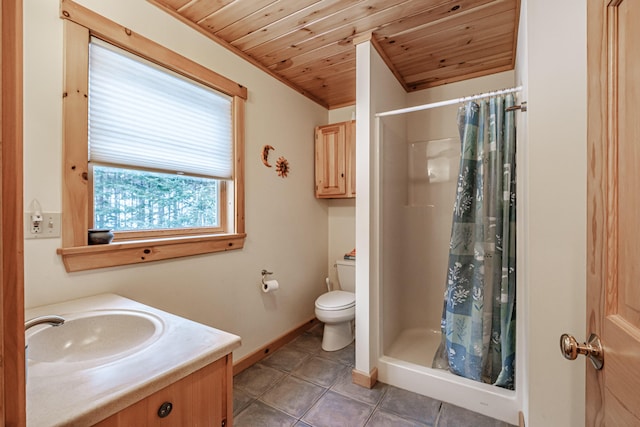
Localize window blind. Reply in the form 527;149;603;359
88;38;233;180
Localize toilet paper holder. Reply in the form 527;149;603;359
261;269;273;285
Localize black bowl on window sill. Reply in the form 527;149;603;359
88;229;114;245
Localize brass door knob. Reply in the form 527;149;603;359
560;333;604;370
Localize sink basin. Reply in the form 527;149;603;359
27;310;164;364
25;293;242;427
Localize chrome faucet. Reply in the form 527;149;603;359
24;315;65;379
25;315;65;331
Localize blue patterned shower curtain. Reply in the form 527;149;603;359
435;94;516;390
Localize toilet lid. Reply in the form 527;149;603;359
316;290;355;311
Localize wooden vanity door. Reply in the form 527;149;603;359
93;356;231;427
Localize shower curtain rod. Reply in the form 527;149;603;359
375;86;523;118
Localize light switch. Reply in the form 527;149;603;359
25;212;61;239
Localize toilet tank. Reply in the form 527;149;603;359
336;259;356;292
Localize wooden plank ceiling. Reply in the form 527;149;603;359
148;0;520;109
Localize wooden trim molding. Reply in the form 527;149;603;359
586;0;608;423
224;354;233;425
369;36;410;92
61;19;89;248
351;31;373;46
58;4;248;272
60;0;247;99
233;96;246;235
233;318;320;376
352;367;378;389
351;32;409;93
1;0;26;424
57;233;246;272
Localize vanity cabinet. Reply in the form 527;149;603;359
314;120;355;198
93;355;232;427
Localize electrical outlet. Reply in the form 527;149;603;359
25;212;61;239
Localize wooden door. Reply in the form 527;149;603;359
347;120;356;196
315;123;347;197
587;0;640;425
93;357;231;426
1;0;26;425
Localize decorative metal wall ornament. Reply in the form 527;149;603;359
261;144;275;167
275;156;290;178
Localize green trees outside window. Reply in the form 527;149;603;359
93;166;218;231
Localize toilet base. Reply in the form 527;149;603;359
321;320;354;351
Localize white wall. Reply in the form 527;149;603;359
23;0;330;361
378;111;407;354
354;41;406;375
326;106;357;288
326;199;355;287
328;106;355;124
514;0;530;421
22;1;589;422
399;71;515;333
519;0;587;425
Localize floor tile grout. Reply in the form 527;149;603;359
233;327;513;427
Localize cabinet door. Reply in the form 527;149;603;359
93;379;191;427
93;356;230;427
189;355;230;426
346;120;356;197
315;123;347;197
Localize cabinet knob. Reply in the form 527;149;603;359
157;401;173;418
341;173;344;178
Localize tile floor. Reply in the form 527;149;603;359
233;325;516;427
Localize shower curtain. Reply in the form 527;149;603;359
433;94;516;390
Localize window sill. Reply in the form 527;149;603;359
57;233;246;272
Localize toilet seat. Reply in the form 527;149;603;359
315;290;355;311
315;290;355;351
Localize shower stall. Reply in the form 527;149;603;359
372;90;522;425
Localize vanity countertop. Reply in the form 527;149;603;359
25;293;241;427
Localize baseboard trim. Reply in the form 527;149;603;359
233;317;320;376
352;367;378;389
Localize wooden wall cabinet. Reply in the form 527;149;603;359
94;355;232;427
314;120;355;198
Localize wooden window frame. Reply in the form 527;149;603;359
57;0;247;272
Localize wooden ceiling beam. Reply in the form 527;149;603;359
374;0;496;39
198;0;279;32
265;41;354;74
379;1;517;47
214;0;321;41
246;0;468;68
407;54;513;88
230;0;367;51
153;0;192;10
400;39;514;77
390;25;515;70
148;0;521;109
175;0;235;22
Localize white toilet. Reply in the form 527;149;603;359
315;259;355;351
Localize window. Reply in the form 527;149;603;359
58;4;247;272
88;39;231;237
93;166;221;232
